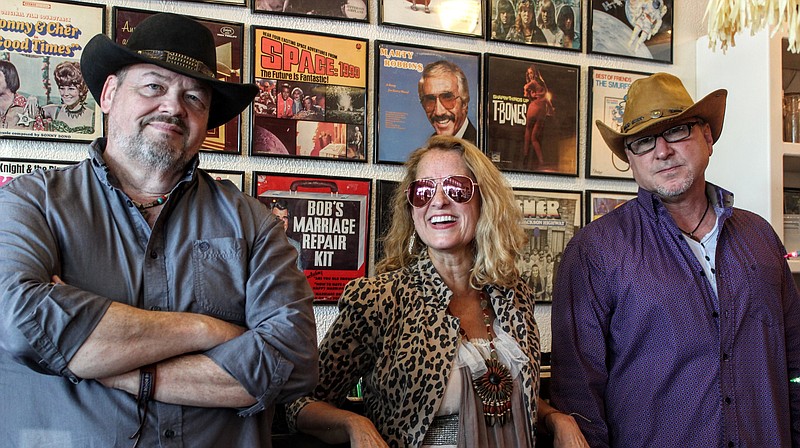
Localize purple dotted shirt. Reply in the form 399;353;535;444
551;185;800;447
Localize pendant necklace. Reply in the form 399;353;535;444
133;193;170;212
680;198;710;239
461;292;514;426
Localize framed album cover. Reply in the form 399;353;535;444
375;41;480;164
253;172;371;302
484;54;579;175
587;67;650;179
589;0;673;63
0;158;76;187
513;188;581;303
205;169;245;192
380;0;483;37
113;7;245;154
253;0;368;22
251;27;368;162
488;0;581;51
373;179;400;263
585;190;636;224
0;0;105;142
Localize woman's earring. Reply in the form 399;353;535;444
408;232;416;255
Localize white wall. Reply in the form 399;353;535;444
0;0;710;352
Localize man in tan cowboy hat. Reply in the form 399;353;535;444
0;13;317;447
550;72;800;447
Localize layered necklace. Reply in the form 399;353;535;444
459;293;514;426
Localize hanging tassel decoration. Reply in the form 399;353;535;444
705;0;800;53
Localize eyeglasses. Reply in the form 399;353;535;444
625;122;701;155
420;92;461;113
406;175;478;208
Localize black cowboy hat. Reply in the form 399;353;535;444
80;13;258;130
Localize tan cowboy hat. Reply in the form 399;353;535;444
596;72;728;163
81;13;258;130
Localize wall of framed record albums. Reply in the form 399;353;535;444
0;0;708;351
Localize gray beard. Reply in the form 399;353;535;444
654;167;695;199
110;118;192;173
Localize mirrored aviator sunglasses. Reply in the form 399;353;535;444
406;175;478;208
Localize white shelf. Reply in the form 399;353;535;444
697;32;800;274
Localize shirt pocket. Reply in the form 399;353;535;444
191;237;247;322
746;261;784;327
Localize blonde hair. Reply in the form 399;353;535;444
377;135;526;289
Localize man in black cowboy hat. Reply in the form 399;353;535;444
0;13;317;447
551;73;800;447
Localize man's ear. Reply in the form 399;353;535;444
99;75;119;114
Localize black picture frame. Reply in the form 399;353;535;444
0;0;105;143
250;26;368;162
113;7;246;154
487;0;582;52
176;0;246;6
588;0;674;63
373;179;399;263
380;0;483;37
204;169;246;192
513;187;582;303
484;53;579;176
252;0;368;22
586;66;651;179
585;189;637;225
1;157;77;187
375;41;481;164
252;172;371;302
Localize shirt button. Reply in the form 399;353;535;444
722;353;729;361
711;268;716;275
164;429;175;438
150;306;162;311
150;251;158;259
725;396;731;404
728;441;734;447
199;241;210;251
712;311;720;318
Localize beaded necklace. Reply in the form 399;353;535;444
459;293;513;426
133;193;170;211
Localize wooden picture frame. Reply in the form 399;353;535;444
0;0;105;142
484;53;579;175
250;27;368;162
513;188;581;303
586;66;651;179
375;41;481;164
113;7;246;154
585;190;637;224
380;0;483;37
588;0;673;63
488;0;581;52
252;172;371;302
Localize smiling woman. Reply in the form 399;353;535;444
25;61;95;134
286;135;589;447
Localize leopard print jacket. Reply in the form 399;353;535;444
286;254;541;447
